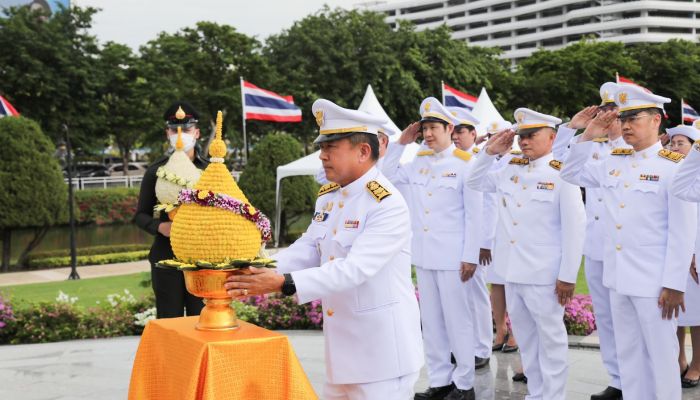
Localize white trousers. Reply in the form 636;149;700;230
585;257;621;390
469;265;493;359
506;282;568;400
416;267;475;390
610;290;681;400
324;371;420;400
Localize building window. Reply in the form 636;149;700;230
648;26;693;34
385;10;396;17
492;3;511;11
493;17;511;25
516;13;537;21
449;12;466;18
622;11;641;18
542;37;564;46
621;28;641;34
414;16;445;24
500;45;512;51
470;7;488;15
493;31;511;38
469;21;488;29
470;34;488;42
516;0;536;7
516;27;536;36
541;8;563;17
517;41;537;49
542;23;563;31
448;0;466;5
402;3;444;14
648;10;694;19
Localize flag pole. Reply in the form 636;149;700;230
441;80;445;105
240;76;248;164
615;72;619;84
681;98;685;125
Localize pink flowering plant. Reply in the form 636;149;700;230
0;294;15;341
564;294;596;336
244;294;323;329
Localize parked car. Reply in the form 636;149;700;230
108;162;147;176
63;162;110;178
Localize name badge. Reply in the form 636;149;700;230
344;219;360;229
639;174;659;182
313;212;329;222
442;172;457;178
537;182;555;190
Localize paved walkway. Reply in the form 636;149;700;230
0;260;151;287
1;332;699;400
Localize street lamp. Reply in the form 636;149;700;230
63;124;79;280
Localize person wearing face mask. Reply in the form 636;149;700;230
134;101;209;318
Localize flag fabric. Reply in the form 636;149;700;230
616;74;651;93
683;100;700;123
241;80;301;122
0;95;19;118
442;83;477;110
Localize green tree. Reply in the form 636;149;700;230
0;117;67;270
509;39;641;118
238;133;317;244
0;6;105;149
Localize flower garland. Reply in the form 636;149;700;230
156;166;195;188
178;189;272;242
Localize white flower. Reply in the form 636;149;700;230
134;307;157;327
105;289;136;307
56;290;78;304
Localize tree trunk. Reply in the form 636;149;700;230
118;142;131;177
16;226;49;267
1;229;10;272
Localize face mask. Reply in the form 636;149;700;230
169;133;196;152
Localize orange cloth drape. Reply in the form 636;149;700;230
128;316;318;400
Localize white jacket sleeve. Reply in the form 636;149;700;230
291;199;410;304
273;223;322;274
466;150;499;193
662;185;698;292
380;142;409;185
672;147;700;202
480;192;498;250
557;181;586;283
462;167;483;264
552;124;578;162
560;141;604;188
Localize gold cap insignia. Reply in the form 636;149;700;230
601;90;610;102
451;111;457;116
491;122;498;131
694;120;700;130
618;92;628;104
175;106;186;120
425;102;431;112
315;110;324;127
516;112;525;123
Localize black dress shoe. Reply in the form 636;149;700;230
415;383;456;400
444;387;475;400
475;356;490;369
590;386;622;399
683;376;700;388
512;372;527;384
492;332;510;351
502;344;519;353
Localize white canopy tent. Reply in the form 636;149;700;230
274;85;419;246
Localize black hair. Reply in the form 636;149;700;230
348;133;380;161
454;125;477;134
646;108;666;134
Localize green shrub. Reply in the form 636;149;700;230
231;300;259;324
26;244;150;263
74;188;139;225
27;250;149;268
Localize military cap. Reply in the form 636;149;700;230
163;101;200;127
513;108;562;135
419;97;459;125
312;99;388;144
614;85;671;118
447;106;480;129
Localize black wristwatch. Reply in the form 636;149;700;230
281;273;297;296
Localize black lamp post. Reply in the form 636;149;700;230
63;124;80;280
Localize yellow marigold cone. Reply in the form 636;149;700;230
170;111;262;262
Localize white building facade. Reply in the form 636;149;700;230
361;0;700;63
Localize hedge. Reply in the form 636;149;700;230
26;244;150;263
74;188;139;225
27;250;149;268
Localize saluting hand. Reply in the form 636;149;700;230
486;129;516;156
555;280;575;306
460;262;477;282
475;134;489;146
225;267;285;300
569;106;598;130
398;122;421;145
659;287;685;320
581;109;617;142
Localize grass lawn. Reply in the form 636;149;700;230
0;272;153;309
576;258;589;295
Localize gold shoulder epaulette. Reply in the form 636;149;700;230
366;180;391;202
658;149;685;163
510;150;522;155
472;147;480;154
611;148;634;156
509;157;529;166
592;137;609;143
318;182;340;197
453;148;472;162
417;150;434;156
549;160;562;170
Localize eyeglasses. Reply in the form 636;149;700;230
617;113;651;124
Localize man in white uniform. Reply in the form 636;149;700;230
467;108;586;400
225;99;424;400
552;82;627;400
561;85;698;400
381;97;483;400
448;107;493;370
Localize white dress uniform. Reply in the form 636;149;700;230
381;98;483;392
667;126;700;327
550;82;626;391
467;108;586;400
561;85;698;400
274;99;424;400
449;106;494;362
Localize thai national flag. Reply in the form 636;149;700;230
683;101;700;123
442;83;477;110
242;80;301;122
616;74;651;93
0;95;19;118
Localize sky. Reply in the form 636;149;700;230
69;0;387;49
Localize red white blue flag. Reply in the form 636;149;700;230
241;80;301;122
683;100;700;124
442;83;477;110
0;95;19;118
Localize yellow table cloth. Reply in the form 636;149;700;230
128;316;318;400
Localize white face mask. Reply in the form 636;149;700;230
169;133;196;152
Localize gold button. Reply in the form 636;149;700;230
431;175;436;179
616;244;622;251
333;228;337;235
329;255;335;261
424;227;429;232
327;309;334;317
517;203;522;208
425;209;430;214
522;185;527;190
339;202;344;208
510;240;516;244
513;221;518;226
624;183;630;188
428;192;432;197
594;216;599;220
341;189;348;196
632;163;638;168
598;198;602;202
616;224;622;229
620;203;625;208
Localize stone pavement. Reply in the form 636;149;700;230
2;331;700;400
